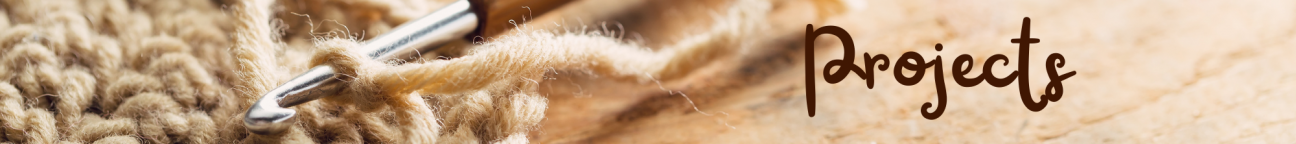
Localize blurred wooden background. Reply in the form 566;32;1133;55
526;0;1296;143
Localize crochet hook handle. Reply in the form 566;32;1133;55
244;0;480;135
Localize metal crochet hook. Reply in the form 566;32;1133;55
243;0;483;135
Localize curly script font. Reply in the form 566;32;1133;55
804;17;1077;119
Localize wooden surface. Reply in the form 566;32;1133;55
523;0;1296;143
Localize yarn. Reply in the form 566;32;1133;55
298;0;762;142
0;0;237;142
0;0;762;143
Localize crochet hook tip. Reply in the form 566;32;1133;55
243;65;341;135
244;103;297;135
241;0;480;135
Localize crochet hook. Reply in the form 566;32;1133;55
244;0;572;135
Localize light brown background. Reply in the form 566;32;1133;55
529;0;1296;143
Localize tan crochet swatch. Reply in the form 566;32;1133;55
0;0;780;143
